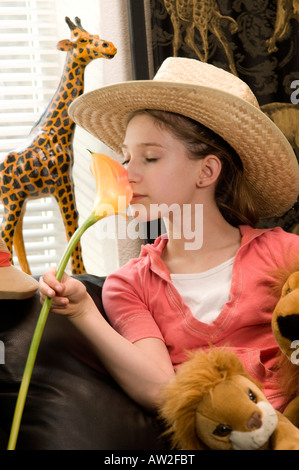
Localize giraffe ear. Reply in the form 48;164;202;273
57;39;74;51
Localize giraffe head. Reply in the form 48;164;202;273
57;17;117;64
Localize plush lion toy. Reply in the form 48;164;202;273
272;270;299;428
158;348;299;450
158;270;299;450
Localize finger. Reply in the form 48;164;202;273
39;275;57;298
40;267;69;296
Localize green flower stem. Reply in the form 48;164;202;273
7;213;98;450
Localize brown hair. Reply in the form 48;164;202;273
129;110;259;226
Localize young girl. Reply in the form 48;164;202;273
39;57;299;413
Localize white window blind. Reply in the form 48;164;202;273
0;0;68;275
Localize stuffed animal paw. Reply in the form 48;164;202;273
158;348;299;450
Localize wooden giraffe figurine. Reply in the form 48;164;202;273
0;17;117;274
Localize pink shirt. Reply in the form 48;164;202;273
102;225;299;411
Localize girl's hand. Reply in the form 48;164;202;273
39;267;89;317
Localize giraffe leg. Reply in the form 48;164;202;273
185;24;205;61
13;205;31;274
170;14;183;56
210;22;238;75
53;183;86;275
1;199;29;272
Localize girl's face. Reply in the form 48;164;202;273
122;114;204;221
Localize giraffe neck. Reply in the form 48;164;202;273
30;53;87;140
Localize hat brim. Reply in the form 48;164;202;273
69;81;299;219
0;265;39;300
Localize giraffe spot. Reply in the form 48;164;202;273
25;184;36;192
25;161;33;171
58;128;67;136
57;155;64;165
4;165;13;175
7;154;16;163
3;175;12;185
38;138;46;146
12;180;21;189
33;158;42;168
61;164;69;173
17;155;25;164
54;118;62;128
2;197;9;205
8;214;15;222
41;167;49;177
29;169;38;178
35;179;43;188
20;175;30;183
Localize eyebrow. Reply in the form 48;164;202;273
121;142;165;149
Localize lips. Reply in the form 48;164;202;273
130;194;146;204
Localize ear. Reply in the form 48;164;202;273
196;155;221;188
57;39;74;51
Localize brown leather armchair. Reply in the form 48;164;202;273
0;274;167;450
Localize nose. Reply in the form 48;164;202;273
247;411;262;430
127;161;142;184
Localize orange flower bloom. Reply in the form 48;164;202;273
90;152;132;219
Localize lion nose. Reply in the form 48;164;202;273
247;411;262;430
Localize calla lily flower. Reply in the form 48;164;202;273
90;151;132;219
7;152;132;450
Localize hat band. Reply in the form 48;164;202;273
0;251;11;267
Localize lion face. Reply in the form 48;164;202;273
195;375;278;450
272;271;299;359
158;348;279;450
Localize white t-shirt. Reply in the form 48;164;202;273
170;257;234;324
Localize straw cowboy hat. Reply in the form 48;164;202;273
0;237;38;299
69;57;299;218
